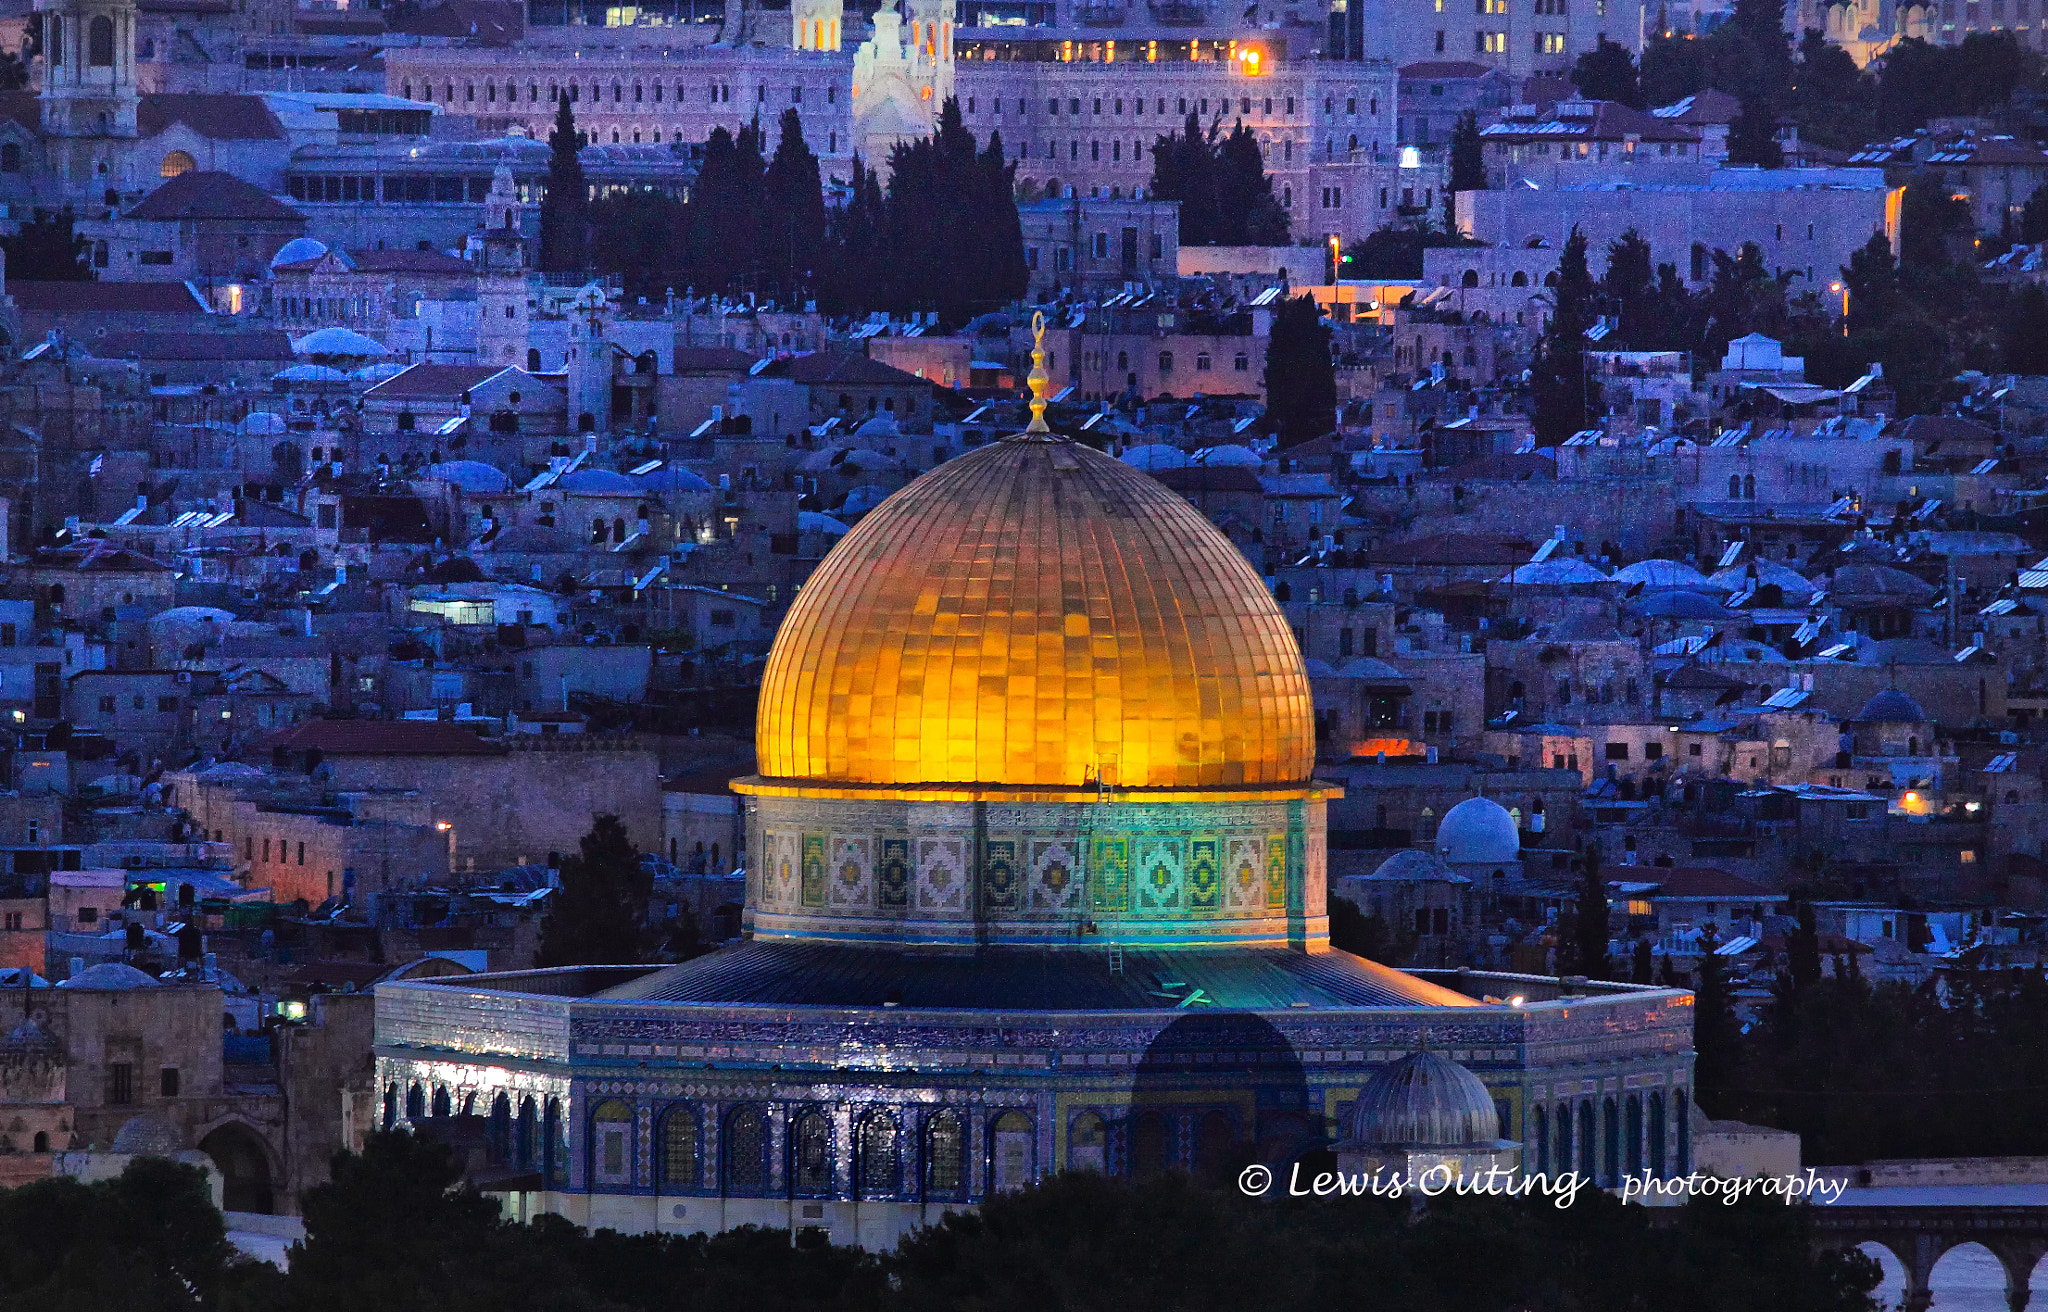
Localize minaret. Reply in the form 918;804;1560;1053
475;166;531;370
902;0;955;111
36;0;139;188
564;284;611;434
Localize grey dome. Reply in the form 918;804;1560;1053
424;460;512;493
111;1115;184;1156
59;963;158;990
1435;797;1520;867
1347;1050;1502;1148
557;468;640;495
1857;688;1929;723
1368;850;1456;882
0;1016;59;1057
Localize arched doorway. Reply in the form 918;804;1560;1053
200;1122;275;1213
1928;1241;2005;1308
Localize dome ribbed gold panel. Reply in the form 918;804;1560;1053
756;436;1313;789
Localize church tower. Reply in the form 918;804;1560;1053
36;0;139;192
564;284;611;435
474;166;532;370
36;0;139;140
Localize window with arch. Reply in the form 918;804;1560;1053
406;1083;425;1121
856;1111;900;1198
1192;1111;1235;1179
1647;1091;1666;1179
1674;1089;1691;1172
590;1099;633;1187
910;1110;963;1199
1130;1109;1172;1179
1511;270;1528;286
990;1110;1034;1193
1554;1103;1572;1173
1534;1102;1549;1172
1577;1101;1595;1176
430;1086;451;1119
660;1106;698;1190
790;1109;832;1196
1625;1094;1643;1177
382;1083;397;1130
518;1096;538;1169
87;15;113;67
1069;1112;1107;1172
489;1092;513;1164
1601;1096;1620;1185
544;1098;564;1187
723;1105;768;1195
1461;268;1479;288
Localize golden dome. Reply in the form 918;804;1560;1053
755;434;1313;790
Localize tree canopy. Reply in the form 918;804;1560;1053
1148;114;1289;246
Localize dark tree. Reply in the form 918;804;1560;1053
2009;284;2048;376
1217;121;1289;245
1841;229;1898;333
823;154;886;315
1447;110;1487;193
0;49;27;92
1726;94;1784;168
536;814;648;966
1600;229;1658;348
1791;29;1870;150
1150;114;1286;245
1572;845;1611;981
1150;112;1219;244
1329;895;1413;965
762;107;828;303
1571;36;1644;108
1262;293;1335;446
538;96;587;275
1787;900;1824;996
1642;31;1707;105
2023;182;2048;245
687;121;768;296
4;208;93;281
1693;944;1741;1112
1530;226;1601;445
1899;173;1974;273
1631;937;1654;983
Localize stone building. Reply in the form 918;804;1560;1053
372;346;1694;1249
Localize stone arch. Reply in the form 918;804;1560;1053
199;1120;277;1214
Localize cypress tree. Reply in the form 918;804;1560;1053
1530;225;1601;445
1263;294;1336;444
1573;845;1611;982
763;107;828;304
1448;110;1487;193
540;95;588;275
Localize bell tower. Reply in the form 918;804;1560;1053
36;0;139;141
475;165;531;370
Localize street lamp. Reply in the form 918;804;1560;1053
1327;233;1341;286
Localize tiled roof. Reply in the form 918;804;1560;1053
597;939;1479;1009
1483;98;1699;144
9;282;208;316
138;94;286;141
1636;866;1775;899
91;330;294;362
261;719;505;755
364;362;505;400
344;249;472;274
126;171;303;223
1398;61;1497;79
785;352;928;387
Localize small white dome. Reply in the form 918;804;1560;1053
1435;797;1521;867
269;236;330;269
60;963;159;990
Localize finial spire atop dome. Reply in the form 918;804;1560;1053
1015;310;1056;441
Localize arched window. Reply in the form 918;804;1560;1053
1158;351;1174;374
1674;1089;1691;1173
1625;1094;1643;1177
926;1110;965;1199
1743;473;1755;499
1647;1092;1666;1179
1728;474;1742;498
790;1109;832;1196
1533;1103;1549;1173
1193;1111;1235;1179
1577;1101;1595;1177
990;1110;1034;1193
430;1086;451;1118
31;1131;46;1152
382;1084;397;1131
1511;270;1528;286
489;1092;512;1163
660;1106;698;1190
543;1098;563;1187
1554;1103;1571;1174
527;348;542;371
517;1097;538;1169
1069;1112;1107;1172
723;1105;768;1195
87;15;113;67
1461;269;1479;288
160;150;195;179
1130;1110;1171;1179
406;1083;425;1121
1601;1096;1620;1185
856;1111;900;1198
590;1099;633;1187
